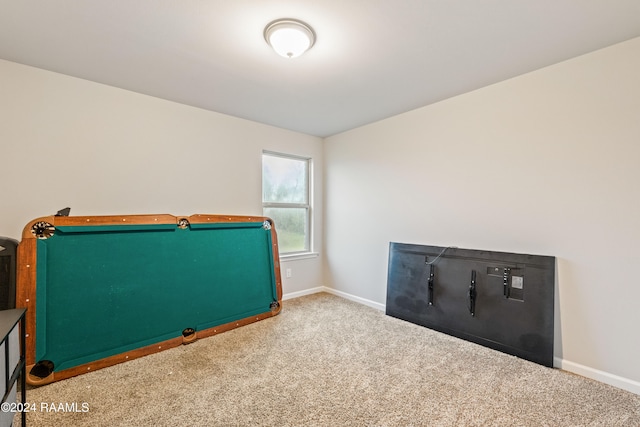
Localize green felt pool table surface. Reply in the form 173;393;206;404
16;214;282;385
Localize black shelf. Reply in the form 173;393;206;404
0;308;26;427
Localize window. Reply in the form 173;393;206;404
262;152;311;255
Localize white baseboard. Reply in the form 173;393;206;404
283;287;640;396
282;287;326;301
555;357;640;396
283;286;385;310
321;287;386;311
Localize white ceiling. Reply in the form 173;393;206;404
1;1;639;137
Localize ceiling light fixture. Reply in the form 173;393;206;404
264;19;315;59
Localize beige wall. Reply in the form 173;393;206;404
324;37;640;393
0;59;324;296
2;35;639;395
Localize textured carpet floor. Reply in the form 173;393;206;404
20;292;640;426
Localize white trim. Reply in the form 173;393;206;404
554;357;640;396
280;252;319;262
262;149;311;162
282;287;325;301
282;286;385;311
322;288;386;311
286;286;386;311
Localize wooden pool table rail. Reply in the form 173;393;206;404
16;213;282;386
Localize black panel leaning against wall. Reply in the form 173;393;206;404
386;243;555;367
0;237;19;310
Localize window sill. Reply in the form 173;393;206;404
280;252;319;262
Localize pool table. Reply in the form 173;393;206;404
16;213;282;386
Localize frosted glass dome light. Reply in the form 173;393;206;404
264;19;315;58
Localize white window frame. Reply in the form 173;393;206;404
262;151;313;257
